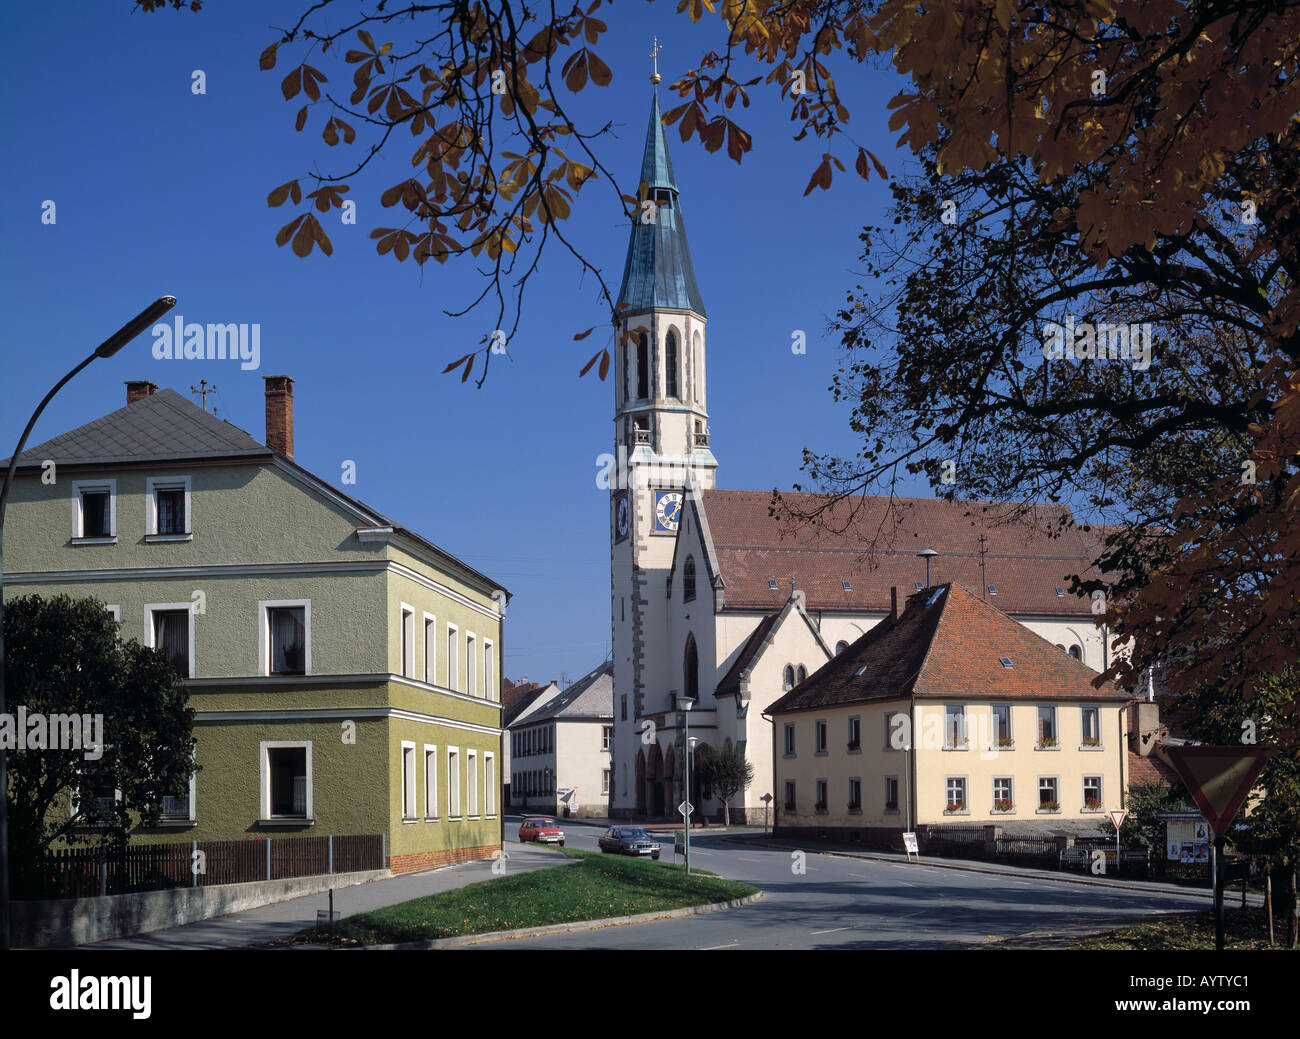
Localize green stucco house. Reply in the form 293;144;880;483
3;377;508;873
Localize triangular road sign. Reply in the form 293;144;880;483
1159;745;1270;838
1109;809;1127;830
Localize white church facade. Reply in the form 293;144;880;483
606;89;1119;824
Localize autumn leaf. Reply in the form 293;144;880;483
281;66;302;101
259;42;279;71
573;326;598;341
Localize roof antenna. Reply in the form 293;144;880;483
190;379;218;415
978;535;989;599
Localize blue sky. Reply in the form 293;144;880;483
0;1;926;685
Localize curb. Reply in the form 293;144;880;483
357;890;765;949
721;835;1261;904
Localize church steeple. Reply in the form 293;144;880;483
616;91;707;317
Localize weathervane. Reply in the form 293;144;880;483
650;36;661;85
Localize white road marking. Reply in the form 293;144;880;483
810;926;849;935
701;941;740;950
737;856;760;862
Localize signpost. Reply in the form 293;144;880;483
761;792;773;835
1159;744;1271;951
1109;809;1127;876
902;832;918;861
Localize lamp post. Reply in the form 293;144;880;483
0;295;175;950
917;549;937;589
679;697;695;875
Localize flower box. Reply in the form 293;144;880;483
1081;738;1102;748
996;738;1015;748
992;799;1014;812
1038;800;1061;812
1037;738;1059;749
1083;797;1102;810
945;802;966;812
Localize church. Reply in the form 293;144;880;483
606;85;1120;824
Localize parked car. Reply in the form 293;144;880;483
598;827;661;859
518;817;565;845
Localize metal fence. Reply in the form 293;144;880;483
25;834;384;900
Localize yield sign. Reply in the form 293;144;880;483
1108;809;1127;830
678;801;693;817
1159;745;1271;838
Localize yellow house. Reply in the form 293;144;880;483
766;583;1132;846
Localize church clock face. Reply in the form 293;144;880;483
614;494;630;542
654;490;683;533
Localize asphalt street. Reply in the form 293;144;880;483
497;815;1216;950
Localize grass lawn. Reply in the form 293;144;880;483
279;849;757;947
1068;907;1298;950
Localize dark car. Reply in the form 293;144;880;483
518;817;565;845
598;826;661;859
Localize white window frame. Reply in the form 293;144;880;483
401;740;417;820
1037;705;1058;746
145;601;196;679
1080;705;1102;746
467;750;479;817
70;765;122;826
484;638;495;701
424;744;438;820
447;623;460;692
159;772;198;823
260;740;313;821
944;703;967;748
602;769;611;796
1038;775;1060;810
466;631;478;696
72;479;117;542
484;752;495;817
945;775;968;812
400;603;415;678
145;475;192;540
784;723;796;757
105;604;121;623
423;613;436;684
993;776;1014;810
1083;774;1103;810
447;746;461;818
602;725;613;751
259;599;312;677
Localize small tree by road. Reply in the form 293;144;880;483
697;746;754;828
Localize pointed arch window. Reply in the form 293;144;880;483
684;556;697;602
666;328;679;398
636;331;649;399
783;665;796;692
684;634;699;703
692;330;702;402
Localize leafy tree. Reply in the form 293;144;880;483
2;595;197;898
696;744;754;826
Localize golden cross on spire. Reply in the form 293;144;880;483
650;36;662;85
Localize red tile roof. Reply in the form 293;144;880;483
702;489;1111;615
768;582;1127;714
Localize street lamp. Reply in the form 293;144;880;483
679;696;695;875
917;549;937;589
0;295;175;950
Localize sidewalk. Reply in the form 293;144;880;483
80;843;573;950
723;831;1262;904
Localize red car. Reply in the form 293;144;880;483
518;817;565;845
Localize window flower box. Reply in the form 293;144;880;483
847;741;860;751
996;737;1015;749
1036;737;1059;749
814;802;827;813
1037;800;1061;813
992;799;1014;812
945;802;966;813
1083;797;1102;811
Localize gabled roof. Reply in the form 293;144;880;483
701;489;1109;616
513;662;613;724
502;679;556;727
767;582;1127;715
6;388;269;468
615;91;707;316
715;595;832;698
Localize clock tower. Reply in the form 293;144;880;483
608;79;716;816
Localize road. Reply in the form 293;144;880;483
499;815;1216;950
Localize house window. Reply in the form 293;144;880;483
400;605;415;678
1037;706;1058;746
602;769;611;796
784;781;796;810
683;555;696;602
466;633;478;695
885;776;899;812
424;615;436;683
74;768;120;826
783;665;795;692
993;777;1013;811
424;745;438;819
447;625;459;691
467;751;479;816
796;665;808;684
401;742;417;820
1039;776;1059;808
147;477;191;537
150;607;192;677
448;748;461;816
263;742;311;820
848;778;861;811
263;603;308;676
1081;706;1101;745
1069;645;1082;661
784;723;796;757
835;640;849;655
1083;775;1102;810
815;780;828;812
992;705;1012;746
159;772;196;823
484;639;495;700
944;704;966;748
602;725;613;751
73;480;116;540
848;716;861;751
945;777;966;812
814;721;827;754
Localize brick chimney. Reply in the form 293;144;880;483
890;586;899;621
263;375;295;458
126;380;158;405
